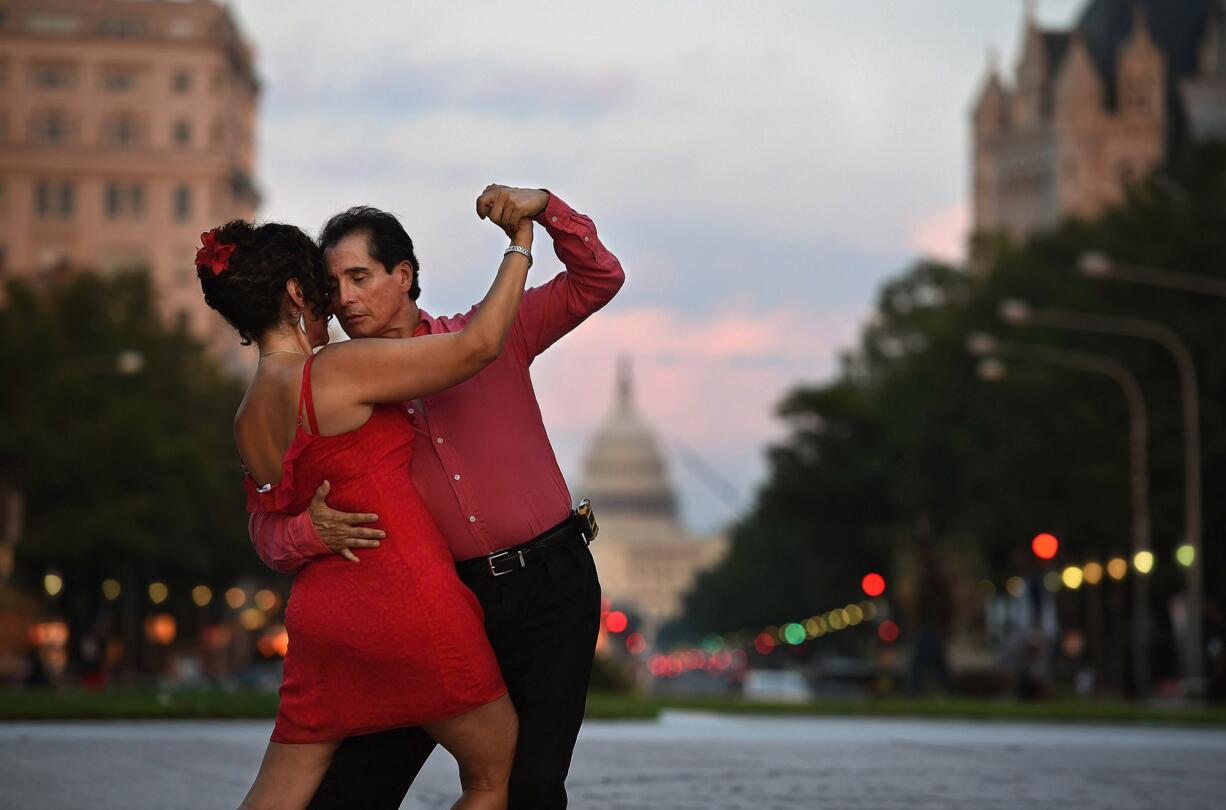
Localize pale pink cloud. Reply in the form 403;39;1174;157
530;304;864;522
907;202;969;263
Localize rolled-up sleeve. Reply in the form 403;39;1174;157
248;509;330;573
514;192;625;361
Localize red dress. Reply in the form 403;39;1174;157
244;354;507;744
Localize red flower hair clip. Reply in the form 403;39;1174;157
195;229;237;276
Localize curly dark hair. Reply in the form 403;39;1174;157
319;206;422;300
196;220;331;346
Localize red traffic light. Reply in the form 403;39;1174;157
861;572;886;597
1031;533;1059;560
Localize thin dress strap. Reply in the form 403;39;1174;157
297;354;321;435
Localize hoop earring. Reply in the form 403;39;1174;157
298;312;308;335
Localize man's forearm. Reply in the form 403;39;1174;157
514;193;624;358
248;510;330;573
535;193;624;308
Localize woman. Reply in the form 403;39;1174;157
196;192;533;810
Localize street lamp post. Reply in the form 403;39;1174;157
968;334;1152;693
1079;252;1226;299
998;300;1205;695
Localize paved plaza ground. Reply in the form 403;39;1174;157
3;711;1225;809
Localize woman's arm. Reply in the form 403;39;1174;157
320;211;533;406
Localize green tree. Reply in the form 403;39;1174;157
680;143;1226;664
0;270;263;658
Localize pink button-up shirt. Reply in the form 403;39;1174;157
249;194;624;569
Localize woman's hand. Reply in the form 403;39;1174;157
477;184;545;244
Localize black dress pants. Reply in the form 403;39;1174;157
306;534;602;810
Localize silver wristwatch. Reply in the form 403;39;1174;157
504;244;532;268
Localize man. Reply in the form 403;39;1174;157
250;185;624;809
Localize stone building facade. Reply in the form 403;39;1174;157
0;0;260;367
972;0;1226;241
581;360;728;639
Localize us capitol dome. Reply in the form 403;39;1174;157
579;358;727;638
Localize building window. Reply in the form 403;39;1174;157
173;119;192;147
34;181;74;220
101;68;137;92
104;182;145;219
98;17;147;38
101;113;141;148
26;14;80;35
173;185;192;222
30;62;77;90
30;110;73;145
168;18;195;39
171;69;192;94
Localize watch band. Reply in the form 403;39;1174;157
504;244;532;268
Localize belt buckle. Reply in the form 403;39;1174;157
576;498;598;545
487;548;526;577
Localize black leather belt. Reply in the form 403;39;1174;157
457;499;598;580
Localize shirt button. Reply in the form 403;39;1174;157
550;215;558;223
436;437;444;444
453;474;461;481
407;407;414;414
583;235;589;242
468;515;477;523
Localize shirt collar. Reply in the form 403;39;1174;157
415;309;436;337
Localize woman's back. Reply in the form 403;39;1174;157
242;353;505;743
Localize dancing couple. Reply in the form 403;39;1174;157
194;185;624;809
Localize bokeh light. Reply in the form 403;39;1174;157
1031;533;1059;560
144;614;176;645
239;607;266;631
1175;544;1195;567
254;589;278;611
148;582;168;604
861;572;886;597
605;610;628;634
1043;571;1062;592
1107;557;1128;580
101;579;121;600
1006;576;1025;597
43;573;63;597
192;585;213;607
782;623;806;645
225;587;246;609
1133;550;1155;574
1082;562;1103;585
1061;566;1084;590
625;632;647;655
878;620;900;643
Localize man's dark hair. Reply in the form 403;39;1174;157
319;206;422;301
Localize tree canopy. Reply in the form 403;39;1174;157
679;142;1226;642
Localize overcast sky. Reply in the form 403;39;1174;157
225;0;1085;532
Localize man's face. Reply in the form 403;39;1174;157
325;231;414;338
